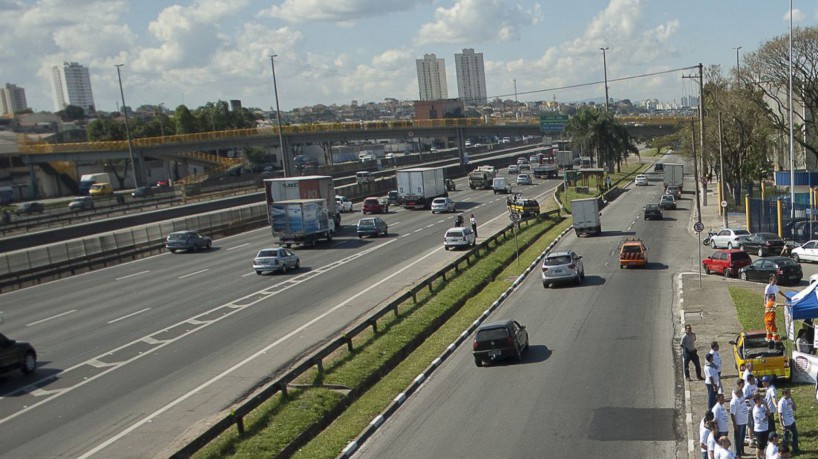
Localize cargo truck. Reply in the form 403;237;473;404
397;167;448;209
571;197;602;237
556;151;574;169
468;167;496;189
264;175;341;226
269;199;335;247
532;163;558;178
662;163;684;190
79;173;111;195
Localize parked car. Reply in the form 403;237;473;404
516;174;532;186
541;250;585;287
738;256;802;285
166;230;212;253
665;185;681;198
709;228;751;249
131;186;153;198
443;227;475;250
619;238;648;269
253;247;300;274
356;217;388;238
791;240;818;263
386;190;399;205
643;204;663;220
729;330;790;380
431;197;456;213
634;174;648;186
335;195;353;212
362;196;389;214
702;249;753;278
14;202;44;215
790;221;818;243
0;332;37;376
472;320;529;367
740;232;787;257
68;196;94;211
507;164;519;174
658;194;676;210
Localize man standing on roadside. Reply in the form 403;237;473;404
744;374;759;447
700;411;715;459
730;386;749;457
682;325;704;381
765;432;780;459
713;393;730;440
764;294;781;346
752;393;770;459
705;353;720;410
469;214;477;238
710;341;723;391
778;387;799;454
716;436;736;459
762;376;777;434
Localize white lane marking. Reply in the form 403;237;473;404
437;219;445;224
242;272;257;277
389;221;401;226
413;228;423;233
178;269;209;279
115;271;150;281
462;197;472;201
26;309;77;327
226;243;250;251
107;308;151;324
400;234;412;238
426;224;434;228
77;243;443;459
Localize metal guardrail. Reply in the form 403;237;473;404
169;208;561;459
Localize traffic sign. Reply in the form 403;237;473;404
693;222;704;233
540;114;568;133
721;200;728;208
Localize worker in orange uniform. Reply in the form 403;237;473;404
764;293;781;347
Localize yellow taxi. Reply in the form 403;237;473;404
508;198;540;217
88;182;114;196
619;238;648;269
729;330;790;380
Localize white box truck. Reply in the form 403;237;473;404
269;199;335;247
663;163;684;190
79;173;111;195
264;175;341;226
556;151;574;169
397;167;447;209
571;198;602;237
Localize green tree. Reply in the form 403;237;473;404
173;105;197;134
565;107;637;173
57;105;85;121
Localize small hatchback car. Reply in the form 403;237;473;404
0;333;37;376
443;227;475;250
166;230;212;253
431;197;456;213
541;250;585;287
357;217;388;238
516;174;532;186
634;174;648;186
473;320;529;366
643;203;663;220
362;196;389;214
253;247;300;274
658;194;676;210
702;249;752;278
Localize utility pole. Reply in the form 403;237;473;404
115;64;139;188
732;46;742;82
718;113;728;228
683;63;706;206
270;54;289;177
600;47;610;112
691;120;702;224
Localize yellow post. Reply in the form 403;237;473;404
745;194;751;230
777;199;783;238
761;181;766;201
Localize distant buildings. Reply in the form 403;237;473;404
416;54;448;101
454;49;487;105
51;62;95;113
0;83;28;115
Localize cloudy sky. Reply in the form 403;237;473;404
2;0;816;113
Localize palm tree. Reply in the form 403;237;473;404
565;107;638;173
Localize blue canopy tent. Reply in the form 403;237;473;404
787;282;818;320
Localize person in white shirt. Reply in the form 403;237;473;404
713;393;730;439
777;387;799;453
752;393;769;459
710;342;723;392
705;353;720;410
762;376;777;434
765;432;779;459
716;436;736;459
730;387;749;457
700;412;714;459
765;275;780;299
708;421;718;459
744;373;758;444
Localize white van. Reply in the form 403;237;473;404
356;171;374;185
492;177;511;194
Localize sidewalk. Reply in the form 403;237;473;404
679;185;753;458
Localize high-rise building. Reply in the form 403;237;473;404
416;54;448;101
51;62;95;113
0;83;28;115
454;48;487;105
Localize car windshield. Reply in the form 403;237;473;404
258;250;278;257
646;204;659;210
168;233;188;240
544;255;572;266
735;230;750;235
759;233;780;240
358;219;376;227
622;245;642;253
432;199;445;205
661;196;673;201
445;229;465;237
476;327;509;341
775;258;798;267
364;199;378;205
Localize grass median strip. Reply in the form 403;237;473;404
194;213;572;459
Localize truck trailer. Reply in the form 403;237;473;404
269;199;335;247
396;167;448;209
264;175;341;226
571;197;602;237
662;163;684;190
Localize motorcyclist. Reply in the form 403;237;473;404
454;213;464;227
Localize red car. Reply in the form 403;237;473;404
702;249;752;278
362;196;389;214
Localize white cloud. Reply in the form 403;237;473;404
261;0;430;24
415;0;542;46
785;8;805;22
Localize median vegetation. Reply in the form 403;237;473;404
194;209;572;459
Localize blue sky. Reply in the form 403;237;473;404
1;0;816;113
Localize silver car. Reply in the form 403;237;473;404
541;250;585;287
516;174;532;185
443;227;475;250
431;197;456;213
253;247;300;274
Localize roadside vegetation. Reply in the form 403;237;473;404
728;286;817;455
195;207;570;459
556;158;650;213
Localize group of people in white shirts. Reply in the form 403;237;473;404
699;363;799;459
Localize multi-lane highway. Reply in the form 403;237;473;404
0;166;561;458
355;165;696;458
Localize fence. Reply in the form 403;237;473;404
169;208;561;458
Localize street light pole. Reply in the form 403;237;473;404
600;47;610;112
115;64;139;188
732;46;742;81
270;55;289;178
788;0;795;218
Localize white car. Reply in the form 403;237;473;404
335;195;353;212
253;247;300;275
516;174;532;186
443;227;476;250
431;197;456;213
710;228;752;249
634;174;648;186
507;165;519;174
791;240;818;263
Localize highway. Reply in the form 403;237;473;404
355;167;693;458
0;166;560;458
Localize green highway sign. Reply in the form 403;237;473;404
540;114;569;133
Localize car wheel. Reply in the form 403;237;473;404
256;271;262;275
792;253;801;263
358;235;363;239
727;242;733;249
723;268;731;278
758;248;764;257
514;346;522;362
21;351;36;374
281;264;288;274
474;357;482;367
169;249;176;253
740;272;748;281
384;228;389;236
704;266;711;275
620;264;624;269
206;241;212;250
192;244;198;253
295;260;300;269
580;269;585;280
542;281;548;288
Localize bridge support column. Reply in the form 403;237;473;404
457;128;467;167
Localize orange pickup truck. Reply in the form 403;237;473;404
619;238;648;269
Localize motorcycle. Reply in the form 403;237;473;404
702;229;717;246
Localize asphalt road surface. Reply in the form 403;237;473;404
355;168;692;458
0;166;559;458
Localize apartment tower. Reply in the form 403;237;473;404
454;48;487;105
416;54;448;101
0;83;28;115
51;62;95;113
